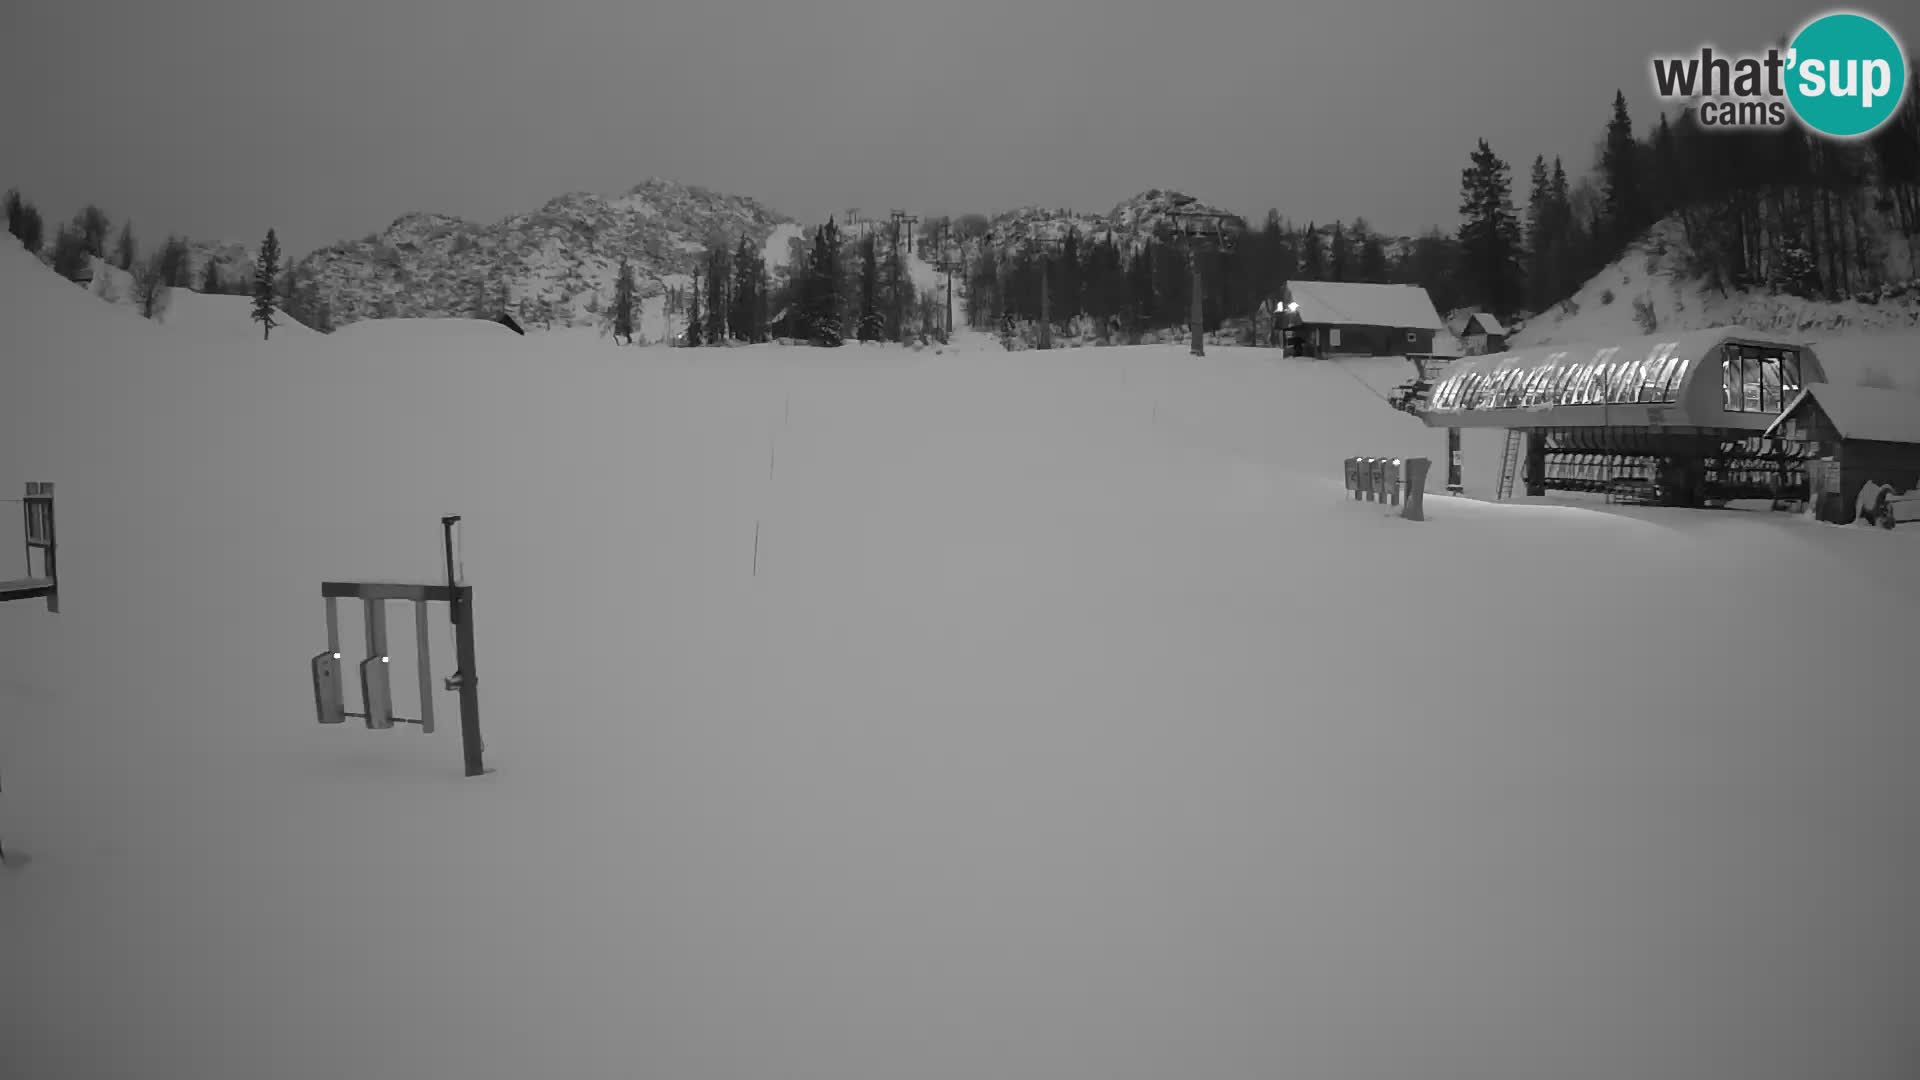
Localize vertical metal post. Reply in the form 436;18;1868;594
414;600;435;734
1447;427;1464;494
453;585;484;777
1189;249;1205;358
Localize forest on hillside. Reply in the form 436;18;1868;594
8;93;1917;345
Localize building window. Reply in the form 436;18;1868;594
1407;330;1418;343
1760;353;1783;412
1723;347;1740;409
1780;349;1802;392
1741;347;1762;411
1330;328;1342;347
1657;349;1691;402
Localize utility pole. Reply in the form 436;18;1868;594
1031;234;1064;350
889;209;917;343
1169;210;1237;358
937;219;955;342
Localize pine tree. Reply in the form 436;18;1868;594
612;257;637;344
50;225;89;282
1457;139;1526;319
162;237;193;288
1351;218;1389;283
1600;90;1647;253
1299;224;1325;280
704;244;729;344
113;221;136;271
203;258;222;294
1525;155;1553;311
730;236;759;342
252;228;281;339
857;234;882;341
808;219;844;346
3;189;23;244
5;191;44;254
75;205;110;260
1328;221;1349;281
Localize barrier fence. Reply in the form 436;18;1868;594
1344;456;1432;521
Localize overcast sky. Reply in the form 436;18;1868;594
3;0;1876;256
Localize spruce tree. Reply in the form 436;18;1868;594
252;228;281;339
113;221;136;271
686;272;704;346
1298;224;1326;281
76;205;110;260
731;236;760;342
808;219;844;346
857;234;882;342
3;189;23;243
6;192;44;254
704;245;729;344
1351;219;1388;282
612;257;637;344
1457;139;1526;319
1328;221;1349;281
1525;155;1553;311
203;258;222;294
50;224;89;281
1600;90;1647;252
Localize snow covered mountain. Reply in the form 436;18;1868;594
295;178;795;329
979;189;1250;256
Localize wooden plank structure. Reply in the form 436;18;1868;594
312;516;487;777
0;482;57;612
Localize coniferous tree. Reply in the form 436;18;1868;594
1351;218;1389;282
1457;139;1526;319
1600;90;1647;253
704;244;729;344
808;219;843;346
612;257;637;344
252;228;281;339
686;272;704;346
1328;221;1349;281
1525;155;1554;311
857;233;882;342
730;236;761;342
113;221;136;271
202;258;222;294
3;189;24;244
5;191;44;254
50;224;89;281
75;205;110;260
162;236;193;288
1298;224;1325;280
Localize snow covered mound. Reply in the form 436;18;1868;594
1516;219;1920;348
152;288;316;339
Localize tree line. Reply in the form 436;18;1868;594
4;188;329;332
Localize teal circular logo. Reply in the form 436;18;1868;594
1786;11;1908;138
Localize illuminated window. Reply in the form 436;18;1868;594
1741;348;1762;412
1780;349;1802;392
1656;348;1691;403
1761;355;1782;413
1722;348;1741;410
1638;343;1677;401
1551;356;1582;404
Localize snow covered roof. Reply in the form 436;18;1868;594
1285;281;1445;331
1766;383;1920;445
1468;312;1505;335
